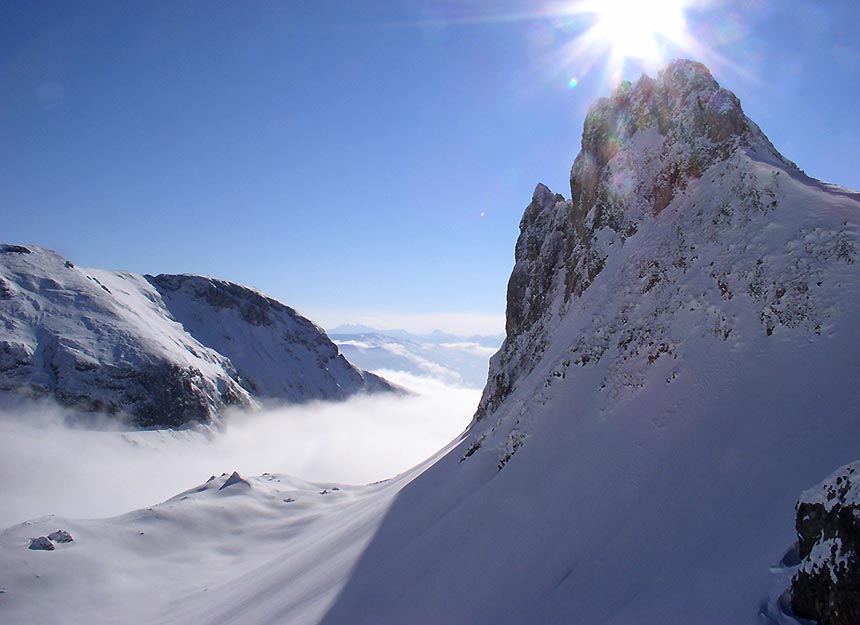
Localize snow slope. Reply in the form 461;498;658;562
0;246;392;427
0;466;440;625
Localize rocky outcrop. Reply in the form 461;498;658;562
26;530;74;551
0;245;394;428
476;60;814;422
149;274;283;327
792;461;860;625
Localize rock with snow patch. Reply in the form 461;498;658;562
47;529;73;543
28;537;54;551
148;273;393;401
792;461;860;625
1;245;32;255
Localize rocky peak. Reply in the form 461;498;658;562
475;59;854;424
581;60;745;151
572;59;780;217
506;183;567;337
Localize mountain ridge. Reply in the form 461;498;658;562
0;244;393;427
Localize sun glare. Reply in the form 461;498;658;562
551;0;698;87
589;0;688;63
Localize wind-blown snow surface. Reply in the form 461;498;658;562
0;470;427;625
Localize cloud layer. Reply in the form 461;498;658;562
0;372;477;528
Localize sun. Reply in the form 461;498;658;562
552;0;698;85
587;0;689;63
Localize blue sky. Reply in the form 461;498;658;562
3;1;859;334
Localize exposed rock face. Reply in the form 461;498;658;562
476;59;824;422
792;461;860;625
150;274;280;327
0;246;393;428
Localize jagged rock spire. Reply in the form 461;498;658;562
476;60;819;421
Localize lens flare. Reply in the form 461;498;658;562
588;0;688;63
389;1;729;96
550;0;709;92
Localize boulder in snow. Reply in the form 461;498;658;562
792;461;860;625
47;529;73;543
28;537;54;551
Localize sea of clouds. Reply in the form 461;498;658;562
0;371;478;528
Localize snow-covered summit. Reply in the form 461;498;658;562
574;60;796;202
0;469;410;625
477;58;853;420
0;245;393;427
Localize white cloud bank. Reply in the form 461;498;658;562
432;341;499;357
0;373;477;528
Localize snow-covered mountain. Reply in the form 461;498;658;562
317;60;860;624
0;245;392;427
2;60;859;625
329;326;503;388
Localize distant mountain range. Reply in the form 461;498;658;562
329;324;504;346
329;325;503;389
0;245;393;427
